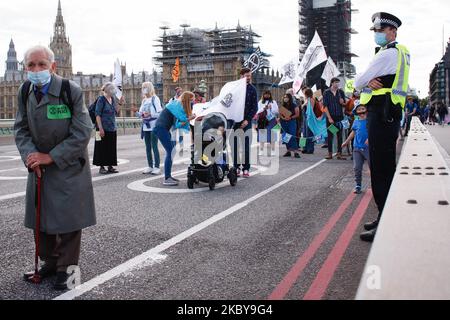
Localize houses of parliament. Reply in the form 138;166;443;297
0;1;284;120
0;1;162;119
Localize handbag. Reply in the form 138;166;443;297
257;110;269;129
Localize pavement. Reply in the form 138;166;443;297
427;124;450;164
0;132;387;300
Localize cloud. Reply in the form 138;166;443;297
1;0;449;97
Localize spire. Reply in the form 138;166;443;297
54;0;66;39
5;38;20;78
50;0;73;78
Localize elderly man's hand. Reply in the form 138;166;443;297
368;78;384;90
27;153;54;171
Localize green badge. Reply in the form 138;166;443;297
47;105;72;120
328;124;339;136
299;137;307;148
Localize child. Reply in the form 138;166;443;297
342;101;370;194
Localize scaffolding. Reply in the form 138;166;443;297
153;24;271;69
298;0;357;77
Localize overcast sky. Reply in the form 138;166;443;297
1;0;449;97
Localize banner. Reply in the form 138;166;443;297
293;31;328;94
172;57;180;83
244;47;264;74
113;59;123;100
191;78;247;124
279;59;298;85
321;57;341;87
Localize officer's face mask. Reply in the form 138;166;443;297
27;70;52;87
374;32;389;47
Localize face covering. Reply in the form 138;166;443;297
27;70;51;86
142;88;149;95
374;32;389;47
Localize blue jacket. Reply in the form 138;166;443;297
165;100;190;131
244;84;258;123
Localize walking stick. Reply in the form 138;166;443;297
29;172;42;284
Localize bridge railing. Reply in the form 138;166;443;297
356;118;450;300
0;118;142;136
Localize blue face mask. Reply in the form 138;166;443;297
374;32;389;47
27;70;52;86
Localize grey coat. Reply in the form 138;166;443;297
14;75;96;234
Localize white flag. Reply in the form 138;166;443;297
113;59;123;100
292;31;328;93
192;78;247;124
279;59;298;85
321;57;341;87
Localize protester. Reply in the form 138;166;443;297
422;104;430;124
343;90;359;157
429;105;437;125
256;90;279;156
342;101;370;194
93;82;124;174
137;82;162;175
323;77;347;160
404;96;418;136
280;93;301;159
437;102;449;126
302;88;316;154
14;45;96;290
170;87;185;156
232;68;258;178
193;90;206;104
154;91;196;186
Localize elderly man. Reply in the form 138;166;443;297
354;13;410;242
14;45;96;290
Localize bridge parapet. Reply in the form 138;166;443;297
357;118;450;300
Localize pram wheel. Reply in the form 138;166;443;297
187;174;195;190
208;167;216;191
228;167;238;187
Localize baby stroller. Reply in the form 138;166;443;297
188;112;238;191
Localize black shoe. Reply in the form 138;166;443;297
321;145;328;149
283;152;292;157
53;271;70;291
294;153;301;159
107;167;119;174
364;220;379;231
23;264;56;282
99;167;108;175
360;228;377;243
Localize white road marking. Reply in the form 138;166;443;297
127;167;267;194
53;159;326;300
0;192;26;202
0;157;191;203
0;156;21;162
0;159;131;181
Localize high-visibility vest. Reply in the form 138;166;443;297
360;43;410;109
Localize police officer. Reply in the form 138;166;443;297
354;13;410;242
